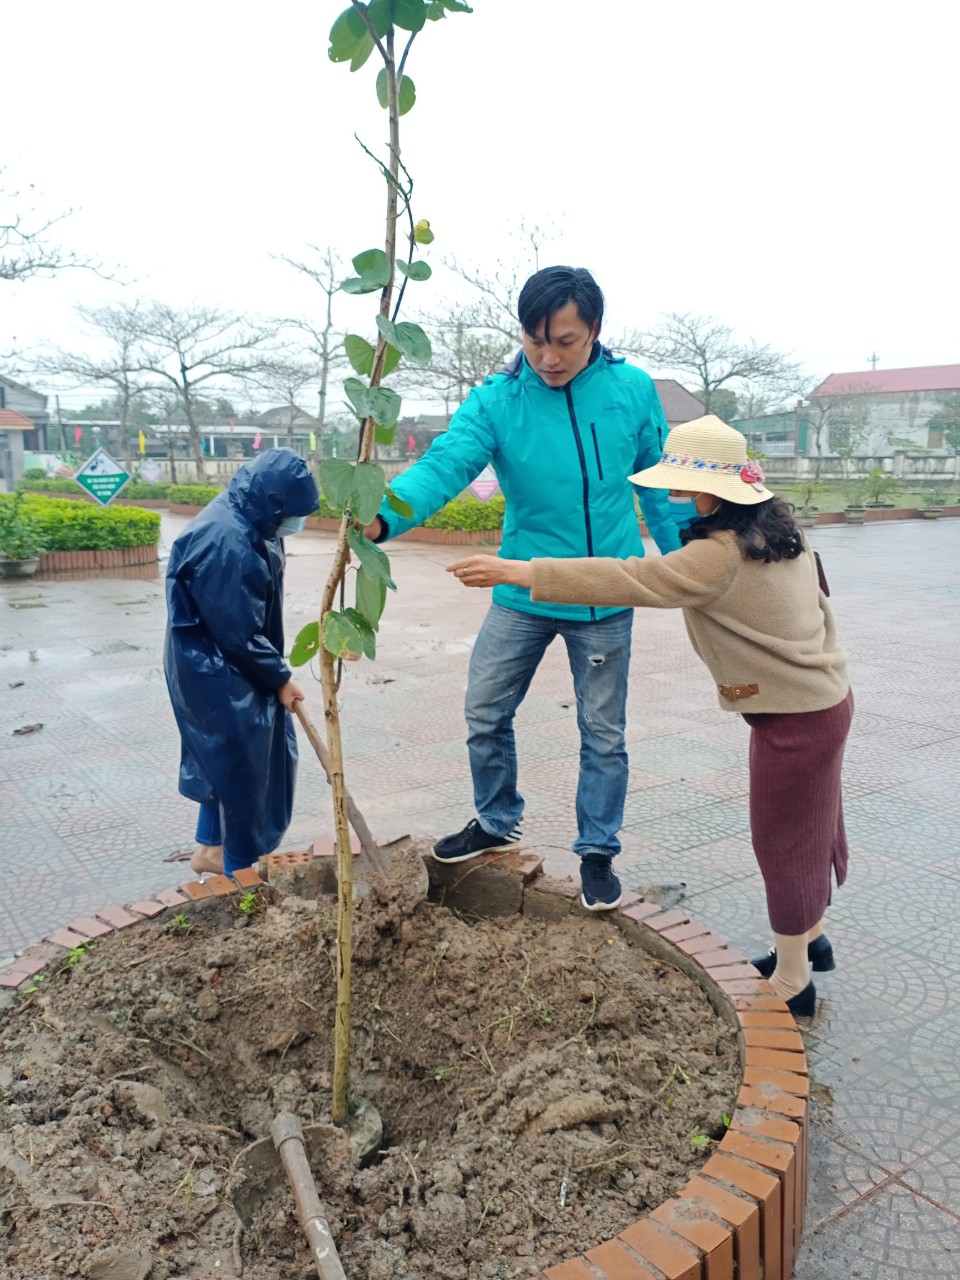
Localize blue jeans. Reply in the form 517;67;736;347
196;801;222;846
465;602;633;858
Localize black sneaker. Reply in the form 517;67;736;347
579;854;622;911
432;818;523;864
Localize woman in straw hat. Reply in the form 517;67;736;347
447;415;853;1017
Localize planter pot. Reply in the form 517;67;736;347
844;508;866;525
0;556;40;578
795;514;817;528
920;508;942;519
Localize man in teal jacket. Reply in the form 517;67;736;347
365;266;681;910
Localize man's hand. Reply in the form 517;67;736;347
362;516;383;541
447;555;533;590
278;678;305;710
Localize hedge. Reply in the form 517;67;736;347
21;478;224;505
1;494;161;550
167;484;223;506
423;495;505;531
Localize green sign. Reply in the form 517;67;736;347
74;448;131;505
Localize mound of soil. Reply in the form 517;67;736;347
0;848;739;1279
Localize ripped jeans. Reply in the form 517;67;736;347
465;602;633;858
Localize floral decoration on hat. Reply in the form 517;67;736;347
740;459;765;485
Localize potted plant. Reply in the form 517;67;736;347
793;478;824;528
0;494;48;577
862;466;900;508
842;481;867;524
919;488;946;519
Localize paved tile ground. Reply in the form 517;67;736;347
1;513;959;1274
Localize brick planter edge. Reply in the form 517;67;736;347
0;847;809;1280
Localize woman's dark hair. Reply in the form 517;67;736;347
680;495;804;562
517;266;604;341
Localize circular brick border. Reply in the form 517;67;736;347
0;845;809;1280
37;544;159;572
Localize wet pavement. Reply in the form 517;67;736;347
1;512;959;1275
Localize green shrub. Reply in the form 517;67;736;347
167;484;223;506
0;494;48;559
21;467;49;481
19;476;81;495
424;496;505;531
1;494;161;550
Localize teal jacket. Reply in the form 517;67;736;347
378;346;682;620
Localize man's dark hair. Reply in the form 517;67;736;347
681;496;804;563
517;266;604;341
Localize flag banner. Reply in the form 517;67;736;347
74;426;83;446
138;431;146;455
253;431;262;450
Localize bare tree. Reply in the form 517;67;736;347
130;304;278;481
403;319;512;418
803;379;875;479
1;169;105;283
624;312;802;415
254;358;322;448
277;246;348;433
35;303;146;469
438;218;555;342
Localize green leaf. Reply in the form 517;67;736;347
356;567;388;631
352;248;392;286
376;69;417;116
289;620;321;668
396;259;432;281
367;385;401;427
375;423;397;445
382;343;402;376
341;275;384;296
343;376;373;420
328;6;369;63
323;610;365;659
344;334;375;377
376;318;431;365
386;487;414;519
392;0;427;31
350;31;375;71
414;221;435;245
351;462;386;525
367;0;392;36
347;524;396;590
343;608;377;659
319;458;354;511
426;0;473;17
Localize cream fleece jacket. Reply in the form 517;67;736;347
531;531;849;714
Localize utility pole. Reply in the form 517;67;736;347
868;351;879;371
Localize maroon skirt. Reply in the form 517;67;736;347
742;689;854;936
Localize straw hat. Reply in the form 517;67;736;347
629;415;773;505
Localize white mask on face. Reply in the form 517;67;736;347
276;515;307;537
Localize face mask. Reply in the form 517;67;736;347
276;515;307;537
667;495;700;529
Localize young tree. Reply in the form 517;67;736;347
130;304;278;482
289;0;472;1127
625;312;801;415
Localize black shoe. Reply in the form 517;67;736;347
786;981;817;1018
431;819;523;864
579;854;622;911
752;934;836;979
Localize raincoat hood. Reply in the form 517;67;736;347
227;448;319;538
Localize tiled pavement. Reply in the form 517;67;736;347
1;513;959;1275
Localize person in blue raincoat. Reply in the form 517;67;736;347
164;448;319;876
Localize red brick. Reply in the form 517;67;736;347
0;969;26;989
738;1010;798;1030
651;1199;735;1280
180;879;215;900
743;1028;805;1054
154;889;188;908
674;931;729;957
719;1128;794;1174
701;1153;782;1280
619;889;644;909
718;978;772;995
708;962;765;982
729;993;792;1012
620;900;664;922
313;833;361;856
203;874;237;897
679;1177;761;1279
733;1111;801;1146
66;916;113;940
96;906;141;929
744;1047;810;1074
585;1239;658;1279
543;1261;595;1280
232;866;263;889
696;947;748;968
618;1219;701;1280
128;898;166;917
47;928;91;950
642;909;692;934
742;1065;809;1097
737;1083;808;1121
660;920;712;944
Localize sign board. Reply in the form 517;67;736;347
74;448;131;505
468;464;500;503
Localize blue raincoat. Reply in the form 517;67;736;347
164;449;319;867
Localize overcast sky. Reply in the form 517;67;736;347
3;0;957;412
